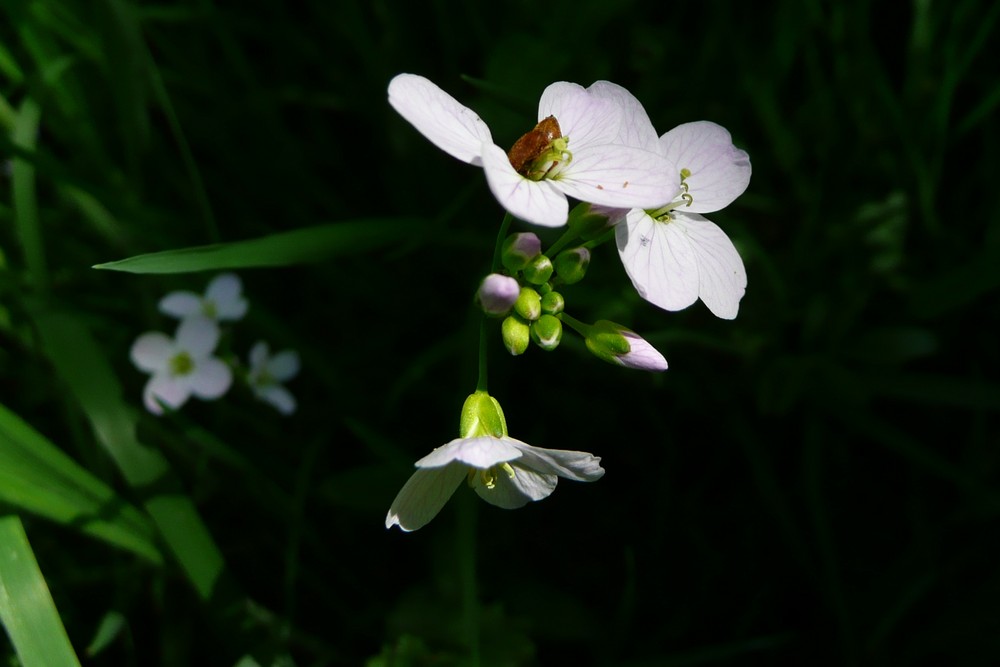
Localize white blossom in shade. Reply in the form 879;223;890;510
159;273;249;322
385;435;605;532
388;73;678;228
130;316;232;415
247;341;300;415
614;120;752;319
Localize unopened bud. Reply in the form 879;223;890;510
553;247;591;284
531;314;562;351
501;315;530;356
513;286;541;321
501;233;542;272
476;273;520;315
540;290;564;315
585;320;667;372
522;254;553;285
567;202;613;240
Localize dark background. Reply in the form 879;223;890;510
1;0;999;665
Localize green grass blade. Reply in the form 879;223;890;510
0;402;162;563
0;515;83;667
93;218;422;273
11;95;47;290
32;308;226;600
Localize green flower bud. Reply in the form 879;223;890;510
540;290;564;315
553;247;591;284
522;254;554;285
501;233;542;272
584;320;667;372
530;314;562;351
567;202;612;240
459;390;508;439
501;314;530;356
513;286;541;321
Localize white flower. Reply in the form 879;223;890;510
385;435;605;532
130;316;232;415
388;73;678;228
247;342;300;415
611;119;752;319
159;273;248;322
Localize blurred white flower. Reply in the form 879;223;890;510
247;342;300;415
159;273;248;322
130;316;232;415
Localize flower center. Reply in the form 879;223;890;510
169;351;195;376
201;300;217;319
467;463;516;490
648;168;694;221
507;115;573;181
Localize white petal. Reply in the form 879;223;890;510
617;331;668;372
474;467;556;509
266;350;300;382
188;357;232;399
258;385;296;415
616;208;700;312
249;341;269;371
158;291;201;319
670;212;747;319
586;81;660;151
481;143;568;227
130;332;175;372
143;374;192;415
174;316;220;358
385;464;467;531
508;439;606;482
557;144;679;210
415;436;522;470
538;82;620;149
205;273;246;321
658;121;751;214
388;73;493;166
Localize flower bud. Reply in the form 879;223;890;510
567;202;613;240
530;314;562;351
501;314;530;356
513;286;541;321
459;390;508;439
501;233;542;272
522;254;553;285
584;320;667;372
553;247;591;284
475;273;520;316
540;290;564;315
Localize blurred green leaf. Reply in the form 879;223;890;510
0;515;83;667
93;219;423;273
84;610;126;658
11;95;46;290
0;402;162;563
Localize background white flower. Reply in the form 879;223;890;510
386;435;605;532
159;273;249;322
130;316;232;415
388;73;677;227
247;341;300;415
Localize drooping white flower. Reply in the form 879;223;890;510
388;74;678;228
385;435;605;532
159;273;249;322
130;316;232;415
613;120;752;319
247;341;300;415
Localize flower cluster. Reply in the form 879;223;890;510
130;274;300;416
386;74;751;531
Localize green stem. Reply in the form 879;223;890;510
582;227;616;250
558;311;590;336
545;227;579;257
490;212;513;272
478;213;514;392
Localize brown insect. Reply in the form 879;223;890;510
507;115;562;174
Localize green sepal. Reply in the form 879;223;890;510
501;314;531;356
531;314;563;351
522;255;554;285
459;391;508;439
553;247;591;284
513;286;542;321
540;290;564;315
567;203;612;240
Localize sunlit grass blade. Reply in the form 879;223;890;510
93;218;422;273
0;402;162;563
0;515;83;667
32;308;226;600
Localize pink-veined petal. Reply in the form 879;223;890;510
508;440;606;482
257;385;296;415
158;291;201;319
669;212;747;319
130;332;175;372
385;464;467;531
474;466;556;509
586;81;660;151
617;330;669;372
388;74;493;166
616;209;700;312
188;357;232;400
143;374;192;415
266;350;300;382
659;121;751;214
416;436;522;470
481;143;568;227
557;144;679;209
538;83;620;149
174;316;220;358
